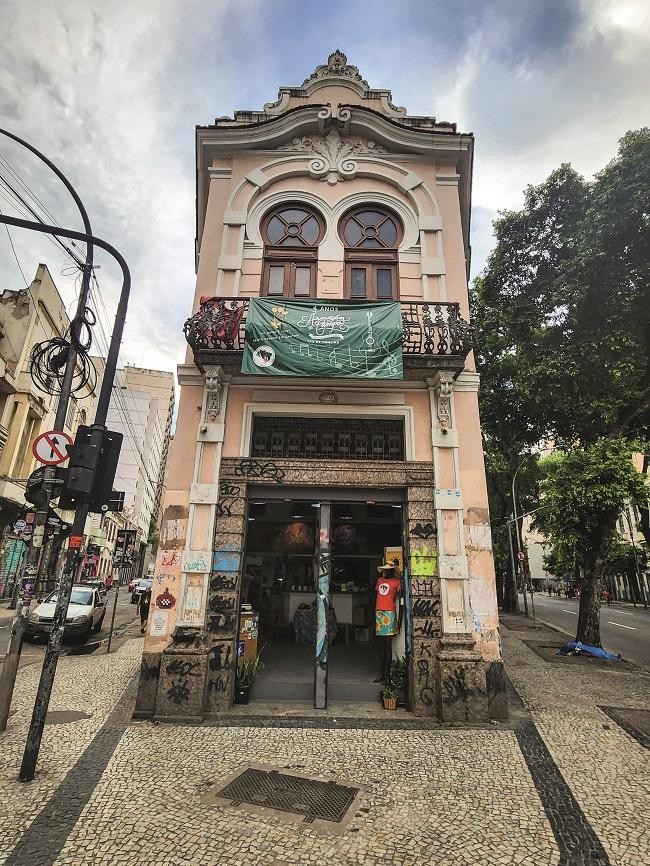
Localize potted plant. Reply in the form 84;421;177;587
389;656;409;707
234;652;263;705
381;682;398;711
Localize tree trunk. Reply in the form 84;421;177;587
495;570;504;607
576;554;604;646
502;561;518;613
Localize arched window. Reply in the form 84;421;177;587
339;206;403;300
260;204;324;298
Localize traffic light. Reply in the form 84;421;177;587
25;468;48;506
57;426;123;513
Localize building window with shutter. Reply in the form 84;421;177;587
339;206;403;300
260;204;324;298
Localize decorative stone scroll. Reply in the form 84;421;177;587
203;365;223;422
276;130;386;185
434;372;454;429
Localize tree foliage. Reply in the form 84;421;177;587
474;128;650;447
534;439;647;644
473;129;650;634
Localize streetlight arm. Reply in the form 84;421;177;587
0;129;92;238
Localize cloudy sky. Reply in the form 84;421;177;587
0;0;648;375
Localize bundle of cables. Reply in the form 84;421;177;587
29;306;97;396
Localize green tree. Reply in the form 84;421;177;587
534;439;647;646
473;129;650;622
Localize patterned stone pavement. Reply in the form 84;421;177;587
0;616;648;866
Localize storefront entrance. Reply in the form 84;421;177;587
239;491;404;708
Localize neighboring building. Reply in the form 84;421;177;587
521;515;553;590
137;52;505;723
120;364;175;526
90;359;172;575
0;264;95;596
612;453;649;602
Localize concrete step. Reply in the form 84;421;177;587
251;677;380;702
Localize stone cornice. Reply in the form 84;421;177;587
196;105;473;256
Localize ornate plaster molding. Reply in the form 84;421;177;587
302;50;369;88
432;371;455;429
203;365;224;422
275;129;386;185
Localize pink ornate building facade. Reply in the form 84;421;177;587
135;53;506;723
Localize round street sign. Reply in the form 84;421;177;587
32;430;73;465
517;551;525;561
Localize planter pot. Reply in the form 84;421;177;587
234;685;251;705
382;696;397;711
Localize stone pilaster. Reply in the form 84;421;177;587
427;374;489;721
153;366;229;720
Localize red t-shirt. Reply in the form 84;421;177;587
375;577;401;612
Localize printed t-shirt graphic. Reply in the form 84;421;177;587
375;577;401;613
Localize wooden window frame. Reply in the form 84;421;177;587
262;256;318;299
260;204;324;298
340;207;402;301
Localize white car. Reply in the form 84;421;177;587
26;585;106;642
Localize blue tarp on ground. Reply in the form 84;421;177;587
558;641;622;661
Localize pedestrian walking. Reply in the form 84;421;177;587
137;586;152;634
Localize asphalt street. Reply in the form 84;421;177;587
519;592;650;669
0;585;141;669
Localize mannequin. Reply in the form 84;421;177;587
373;561;403;684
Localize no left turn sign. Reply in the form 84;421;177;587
32;430;73;465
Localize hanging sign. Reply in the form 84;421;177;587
113;529;137;566
241;298;403;379
32;430;73;465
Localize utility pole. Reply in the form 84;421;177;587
0;128;94;729
0;212;130;782
506;517;520;615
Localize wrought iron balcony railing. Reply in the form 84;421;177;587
184;297;473;369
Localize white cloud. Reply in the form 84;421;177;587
0;0;240;373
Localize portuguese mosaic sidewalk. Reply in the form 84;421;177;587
0;616;647;866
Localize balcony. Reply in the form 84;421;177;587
184;297;473;374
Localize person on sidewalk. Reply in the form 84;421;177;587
137;586;152;633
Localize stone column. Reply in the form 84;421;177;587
155;366;229;720
0;396;29;477
427;373;488;722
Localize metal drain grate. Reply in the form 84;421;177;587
215;767;359;824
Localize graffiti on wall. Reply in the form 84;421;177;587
182;550;211;573
234;459;285;483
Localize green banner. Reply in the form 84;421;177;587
242;298;403;379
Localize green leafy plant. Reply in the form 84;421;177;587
236;651;264;687
381;683;398;700
389;656;407;690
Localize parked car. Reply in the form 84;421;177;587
81;578;107;595
130;577;153;604
26;585;106;642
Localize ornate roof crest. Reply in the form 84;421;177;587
302;50;369;88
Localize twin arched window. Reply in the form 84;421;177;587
260;205;324;298
261;204;402;300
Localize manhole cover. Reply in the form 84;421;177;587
205;764;365;833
